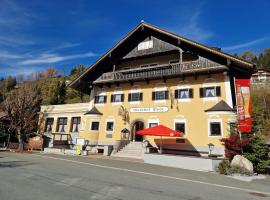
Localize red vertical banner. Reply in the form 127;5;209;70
235;79;252;133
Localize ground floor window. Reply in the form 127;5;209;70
148;122;158;128
106;121;114;131
91;121;100;131
209;120;222;136
45;118;54;132
175;122;185;134
57;117;67;132
71;117;81;132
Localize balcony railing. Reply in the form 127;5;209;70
94;58;226;84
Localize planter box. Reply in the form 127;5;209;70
144;153;223;172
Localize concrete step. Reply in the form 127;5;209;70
112;142;144;159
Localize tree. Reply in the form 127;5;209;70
241;51;257;64
48;79;66;105
4;76;16;92
244;135;270;173
2;83;42;150
220;134;249;160
70;64;86;77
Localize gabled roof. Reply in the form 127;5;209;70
84;107;103;115
205;100;235;112
69;21;255;93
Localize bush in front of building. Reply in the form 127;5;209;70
220;134;249;161
218;160;232;175
243;135;270;174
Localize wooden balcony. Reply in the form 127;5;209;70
94;58;227;84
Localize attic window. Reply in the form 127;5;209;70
138;40;153;51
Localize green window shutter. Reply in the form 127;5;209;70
175;89;179;99
189;89;193;98
199;88;204;98
165;91;169;99
216;86;221;97
152;91;156;100
140;93;143;101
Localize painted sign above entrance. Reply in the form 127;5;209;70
130;107;168;113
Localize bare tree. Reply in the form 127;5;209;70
2;83;41;150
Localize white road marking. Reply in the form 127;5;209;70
12;153;270;196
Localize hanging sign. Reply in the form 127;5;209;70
235;79;252;133
130;107;168;113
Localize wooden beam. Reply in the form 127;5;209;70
177;39;181;46
106;83;111;88
144;78;150;84
162;76;167;83
128;80;134;86
227;58;231;66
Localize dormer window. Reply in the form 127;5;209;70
138;40;153;51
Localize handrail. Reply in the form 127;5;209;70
94;58;225;84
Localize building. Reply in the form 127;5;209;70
39;21;254;157
251;69;270;86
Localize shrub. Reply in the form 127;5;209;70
218;160;232;175
220;134;249;160
244;135;270;173
230;166;253;176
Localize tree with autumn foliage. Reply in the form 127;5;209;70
220;134;250;161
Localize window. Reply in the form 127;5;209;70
44;118;54;132
128;92;143;102
106;121;114;131
111;94;124;103
209;122;222;136
91;121;99;131
175;89;193;99
169;60;180;64
70;117;81;132
138;40;153;50
95;95;106;104
57;117;67;132
152;91;168;100
175;122;185;134
149;123;158;128
140;63;157;68
200;86;221;98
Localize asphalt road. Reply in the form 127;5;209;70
0;152;269;200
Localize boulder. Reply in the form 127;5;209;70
231;155;254;173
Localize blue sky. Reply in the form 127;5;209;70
0;0;270;78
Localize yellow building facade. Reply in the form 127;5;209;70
39;22;254;156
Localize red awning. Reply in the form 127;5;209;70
136;125;182;137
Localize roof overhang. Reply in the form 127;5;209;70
69;21;255;94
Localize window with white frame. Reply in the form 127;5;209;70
90;121;100;131
175;88;193;99
200;86;221;98
128;92;142;102
70;117;81;132
95;95;106;104
106;121;114;131
175;121;186;135
44;118;54;132
209;120;222;136
111;94;124;103
138;40;153;51
148;119;159;128
57;117;68;132
169;60;180;64
152;90;168;100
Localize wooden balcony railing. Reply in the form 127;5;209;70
94;58;225;84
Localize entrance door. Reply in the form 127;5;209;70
132;121;144;142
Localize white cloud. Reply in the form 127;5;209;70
168;5;214;43
20;52;97;65
222;37;270;51
0;51;24;59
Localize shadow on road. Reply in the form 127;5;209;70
0;161;35;168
